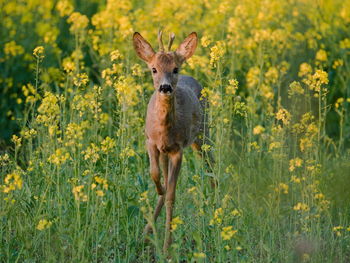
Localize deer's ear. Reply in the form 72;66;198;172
176;32;198;62
133;32;156;63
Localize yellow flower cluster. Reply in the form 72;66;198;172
274;183;289;194
209;41;226;67
56;0;74;17
91;176;108;197
101;137;116;154
36;92;60;126
36;219;52;230
275;108;291;126
11;135;22;147
253;125;265;135
83;143;100;163
221;226;237;240
48;148;70;165
64;121;89;148
171;216;183;231
293;202;309;212
114;76;142;109
289;158;303;172
33;46;45;60
4;41;24;57
209;207;223;225
67;12;89;33
72;185;87;202
1;171;23;194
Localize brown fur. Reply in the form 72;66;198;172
133;31;207;254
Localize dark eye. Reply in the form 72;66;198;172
173;68;179;74
152;68;157;74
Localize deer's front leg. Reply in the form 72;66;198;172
144;141;165;235
163;150;183;254
147;141;164;195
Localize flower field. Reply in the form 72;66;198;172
1;0;350;262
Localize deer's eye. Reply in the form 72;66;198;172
173;68;179;74
152;68;157;74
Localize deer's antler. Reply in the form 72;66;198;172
168;33;175;51
158;29;164;52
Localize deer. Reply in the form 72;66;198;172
133;30;212;254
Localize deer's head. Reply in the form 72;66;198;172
133;31;198;95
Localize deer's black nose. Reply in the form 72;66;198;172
159;84;173;94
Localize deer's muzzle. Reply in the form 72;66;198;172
159;84;173;94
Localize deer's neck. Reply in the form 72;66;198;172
154;93;176;127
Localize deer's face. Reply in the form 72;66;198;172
133;31;198;96
148;52;180;95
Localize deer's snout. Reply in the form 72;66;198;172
159;84;173;94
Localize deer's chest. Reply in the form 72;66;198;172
146;125;182;153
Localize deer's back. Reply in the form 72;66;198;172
178;75;202;100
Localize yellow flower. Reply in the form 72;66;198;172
253;125;265;135
188;186;197;194
291;175;302;184
289;157;303;171
210;41;226;67
67;12;89;33
110;50;123;61
275;183;289;194
210;207;223;225
36;219;52;231
96;190;104;197
72;185;88;202
171;216;183;231
139;191;148;202
83;143;100;163
265;67;279;84
314;193;325;199
2;171;23;193
73;73;89;88
33;46;45;60
201;144;211;152
246;67;260;88
332;59;343;69
315;49;327;61
333;226;343;237
131;63;143;77
275;108;291;125
288;81;304;96
300;137;313;152
101;136;116;153
201;35;211;47
226;79;239;95
4;41;24;57
94;176;108;189
11;135;22;147
231;209;241;217
340;38;350;49
221;226;237;240
193;252;206;258
298;63;312;77
119;147;136;158
48;148;70;166
56;0;74;17
268;141;281;151
293;202;309;212
335;97;344;109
